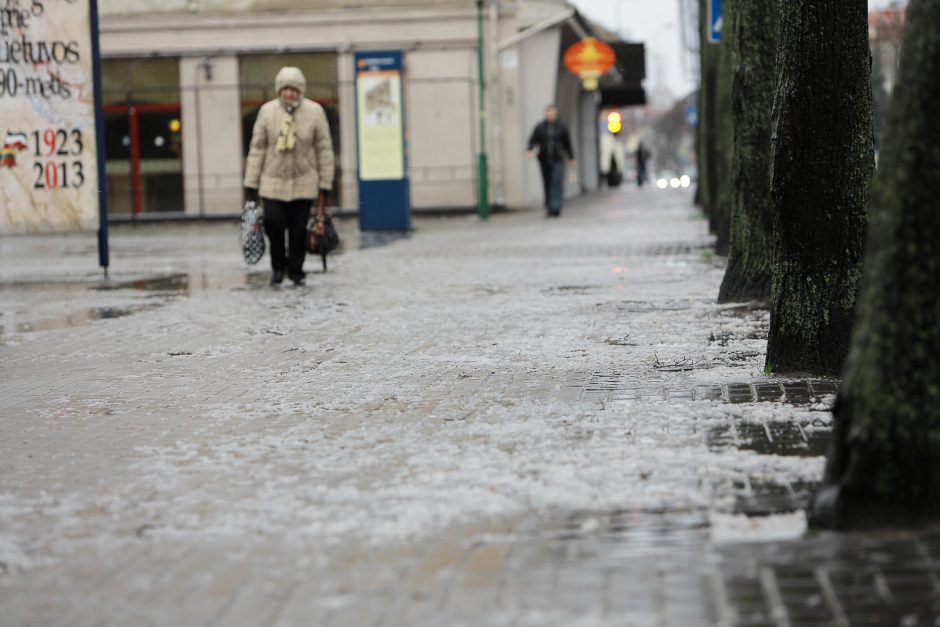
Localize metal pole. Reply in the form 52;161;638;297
194;59;210;219
476;0;490;220
89;0;109;275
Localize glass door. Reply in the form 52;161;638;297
102;58;183;216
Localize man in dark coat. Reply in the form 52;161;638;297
635;142;650;187
527;105;576;217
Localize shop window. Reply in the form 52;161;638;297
102;58;183;215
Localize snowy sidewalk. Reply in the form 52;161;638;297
1;188;937;626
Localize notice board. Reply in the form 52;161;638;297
355;50;410;232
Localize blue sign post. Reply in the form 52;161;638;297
708;0;723;43
354;51;411;232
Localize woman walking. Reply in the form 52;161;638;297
244;67;335;286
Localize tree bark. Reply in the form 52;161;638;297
871;49;891;156
717;0;777;303
811;0;940;529
697;0;720;217
711;0;734;257
765;0;874;375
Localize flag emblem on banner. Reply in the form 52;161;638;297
2;132;29;168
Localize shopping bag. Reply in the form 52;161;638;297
241;201;265;265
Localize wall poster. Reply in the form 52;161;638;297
0;0;102;234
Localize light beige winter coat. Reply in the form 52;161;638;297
244;67;335;201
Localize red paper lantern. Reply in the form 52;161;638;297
564;37;617;91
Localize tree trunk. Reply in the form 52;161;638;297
717;0;777;303
712;0;734;257
697;0;720;217
765;0;874;375
870;49;891;156
811;0;940;530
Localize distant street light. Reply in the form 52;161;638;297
607;111;623;134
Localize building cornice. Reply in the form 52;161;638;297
100;6;494;56
101;6;478;33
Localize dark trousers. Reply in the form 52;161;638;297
262;198;312;279
539;159;566;214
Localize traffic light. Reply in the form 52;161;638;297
607;111;623;135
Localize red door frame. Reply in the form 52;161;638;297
103;103;182;215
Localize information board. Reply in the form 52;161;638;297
354;51;410;231
0;0;102;234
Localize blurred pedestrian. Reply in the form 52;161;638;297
527;105;576;217
636;142;650;188
244;67;334;286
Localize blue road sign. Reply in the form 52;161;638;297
686;105;699;128
708;0;723;43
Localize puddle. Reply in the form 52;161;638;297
530;507;711;549
0;269;271;297
1;273;274;336
8;305;156;334
717;528;940;625
708;421;831;457
693;380;839;405
357;231;410;250
227;273;277;291
734;479;818;516
96;274;190;293
94;272;271;294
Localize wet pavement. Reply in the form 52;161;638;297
1;189;938;626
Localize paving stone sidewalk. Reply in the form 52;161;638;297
1;189;937;626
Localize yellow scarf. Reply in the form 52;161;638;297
276;111;296;152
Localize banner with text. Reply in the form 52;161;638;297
0;0;100;233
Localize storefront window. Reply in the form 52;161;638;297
102;58;182;215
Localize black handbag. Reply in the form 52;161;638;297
307;198;340;271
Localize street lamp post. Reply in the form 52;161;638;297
476;0;490;220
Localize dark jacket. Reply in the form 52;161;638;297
527;120;575;163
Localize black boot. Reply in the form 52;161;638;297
270;270;284;286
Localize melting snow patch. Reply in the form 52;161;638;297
0;535;33;575
709;510;808;543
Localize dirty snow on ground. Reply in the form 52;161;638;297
0;190;835;624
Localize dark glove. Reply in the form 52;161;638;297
245;187;259;204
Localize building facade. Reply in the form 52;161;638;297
98;0;642;218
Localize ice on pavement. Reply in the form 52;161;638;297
0;191;833;575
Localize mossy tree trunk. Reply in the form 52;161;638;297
697;0;733;255
811;0;940;529
697;0;720;218
871;50;891;157
765;0;874;375
711;0;734;257
717;0;777;303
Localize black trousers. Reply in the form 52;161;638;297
262;198;312;279
539;159;565;214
